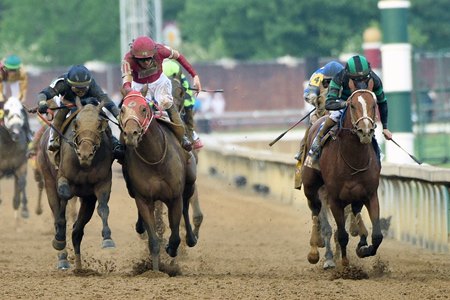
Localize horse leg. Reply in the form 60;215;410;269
165;198;182;258
304;186;323;264
357;194;383;258
135;212;148;240
190;186;203;238
72;197;96;270
319;207;335;269
35;170;44;215
17;168;29;219
135;198;160;271
52;176;72;251
96;190;115;249
346;204;358;237
154;201;166;241
329;203;349;266
183;183;198;247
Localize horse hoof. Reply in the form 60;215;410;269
165;245;178;258
323;259;336;270
341;257;349;266
52;238;66;251
57;259;70;270
186;235;197;248
21;209;30;219
307;252;320;264
138;232;148;240
356;245;373;258
35;208;43;215
102;239;116;249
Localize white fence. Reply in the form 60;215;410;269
199;140;450;253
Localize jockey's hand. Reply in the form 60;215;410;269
38;100;48;114
383;128;393;140
305;93;317;106
193;75;202;96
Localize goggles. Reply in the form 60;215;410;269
322;78;331;88
71;86;89;93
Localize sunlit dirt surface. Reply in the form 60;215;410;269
1;162;450;299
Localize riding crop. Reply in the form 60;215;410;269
390;138;423;165
269;108;316;147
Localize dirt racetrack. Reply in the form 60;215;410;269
1;160;450;300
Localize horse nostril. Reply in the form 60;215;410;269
133;130;139;137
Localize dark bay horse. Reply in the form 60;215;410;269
0;97;29;222
302;79;383;267
119;90;198;271
37;97;116;270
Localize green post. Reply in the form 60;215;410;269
378;0;415;163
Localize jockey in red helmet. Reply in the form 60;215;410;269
121;36;202;152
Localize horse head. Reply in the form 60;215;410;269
72;97;108;168
346;79;377;144
3;97;25;142
119;90;153;148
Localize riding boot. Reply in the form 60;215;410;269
166;105;192;152
106;127;125;163
308;117;336;161
185;107;203;149
48;110;66;152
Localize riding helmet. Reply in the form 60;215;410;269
345;55;371;79
163;60;181;78
4;55;22;70
66;65;92;88
131;36;157;59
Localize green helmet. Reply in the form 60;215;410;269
4;55;22;70
163;60;181;78
345;55;371;79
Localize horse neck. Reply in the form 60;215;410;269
338;114;371;162
138;119;168;162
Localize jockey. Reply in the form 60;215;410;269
0;55;32;141
121;35;202;152
36;65;124;160
308;55;393;162
162;59;203;150
295;61;344;161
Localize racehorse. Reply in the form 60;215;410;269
0;96;29;221
36;97;116;270
119;89;198;271
302;79;383;267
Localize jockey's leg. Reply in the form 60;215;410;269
105;126;124;163
166;104;192;152
308;117;336;160
48;107;68;152
184;107;203;150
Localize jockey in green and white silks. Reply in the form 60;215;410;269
308;55;392;161
163;59;203;150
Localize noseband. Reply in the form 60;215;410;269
72;128;102;153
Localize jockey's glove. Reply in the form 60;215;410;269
38;100;48;114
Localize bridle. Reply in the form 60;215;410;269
346;89;377;134
119;93;153;142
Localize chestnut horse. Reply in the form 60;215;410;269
37;97;115;269
0;97;29;221
119;90;197;271
302;79;383;267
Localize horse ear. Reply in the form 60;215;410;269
76;96;83;110
348;78;356;92
368;78;374;91
140;85;148;97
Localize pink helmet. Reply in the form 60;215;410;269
131;36;157;59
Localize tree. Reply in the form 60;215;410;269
0;0;120;66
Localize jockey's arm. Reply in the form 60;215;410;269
89;81;120;118
121;59;133;91
170;50;201;95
